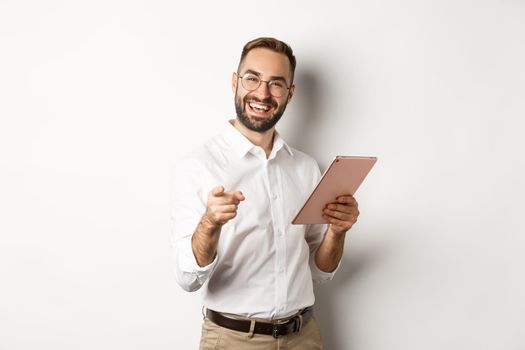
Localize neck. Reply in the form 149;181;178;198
232;119;275;157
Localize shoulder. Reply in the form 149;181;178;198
175;134;224;168
288;147;321;173
172;133;234;186
281;146;322;187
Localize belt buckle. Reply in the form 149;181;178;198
272;324;280;338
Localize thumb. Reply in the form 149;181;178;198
211;186;225;196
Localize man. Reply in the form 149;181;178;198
171;37;359;349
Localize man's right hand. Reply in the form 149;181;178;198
203;186;245;228
192;186;244;267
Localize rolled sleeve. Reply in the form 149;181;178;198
303;160;340;283
305;223;340;284
309;249;340;284
170;159;213;292
173;235;218;292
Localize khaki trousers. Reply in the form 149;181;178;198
199;315;323;350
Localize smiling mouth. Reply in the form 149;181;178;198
246;100;275;116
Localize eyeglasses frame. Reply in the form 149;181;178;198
237;74;292;98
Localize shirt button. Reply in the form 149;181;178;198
279;267;285;273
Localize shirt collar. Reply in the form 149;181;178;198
222;120;294;159
271;130;294;158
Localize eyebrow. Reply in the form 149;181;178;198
243;69;289;84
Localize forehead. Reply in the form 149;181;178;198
239;48;292;80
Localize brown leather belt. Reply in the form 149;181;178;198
206;307;313;338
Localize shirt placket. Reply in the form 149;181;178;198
265;159;287;316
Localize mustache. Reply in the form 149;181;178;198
243;96;277;108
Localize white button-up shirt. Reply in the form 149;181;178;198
171;121;337;319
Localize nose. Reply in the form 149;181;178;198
253;80;272;99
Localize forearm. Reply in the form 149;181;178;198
315;228;346;273
191;214;222;267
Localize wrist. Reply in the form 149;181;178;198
327;226;347;240
201;212;222;234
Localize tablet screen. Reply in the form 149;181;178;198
292;156;377;225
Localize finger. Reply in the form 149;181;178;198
210;211;238;225
322;214;351;228
336;195;357;205
323;208;356;221
211;186;225;196
212;204;238;213
218;212;237;222
222;190;245;203
210;190;240;205
209;197;240;206
326;203;356;214
232;191;245;201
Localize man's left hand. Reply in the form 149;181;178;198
322;195;359;235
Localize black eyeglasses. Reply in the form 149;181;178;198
238;73;291;97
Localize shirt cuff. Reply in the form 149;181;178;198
177;235;218;285
309;252;340;284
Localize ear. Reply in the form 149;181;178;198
287;84;296;103
232;72;238;93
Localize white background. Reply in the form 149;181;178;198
1;1;524;349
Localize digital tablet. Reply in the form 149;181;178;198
292;156;377;225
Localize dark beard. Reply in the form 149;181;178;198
235;94;287;133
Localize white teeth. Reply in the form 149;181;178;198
249;102;270;111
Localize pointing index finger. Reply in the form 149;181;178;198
223;190;245;203
233;191;245;201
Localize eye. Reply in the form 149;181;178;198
245;74;259;82
270;81;285;88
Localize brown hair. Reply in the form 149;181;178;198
238;37;296;82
